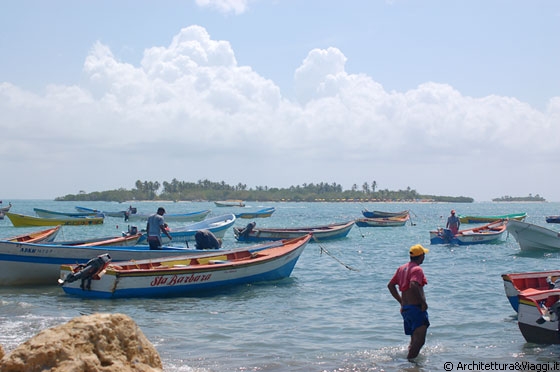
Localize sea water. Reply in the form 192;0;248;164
1;200;560;371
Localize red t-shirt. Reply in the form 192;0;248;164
389;261;428;292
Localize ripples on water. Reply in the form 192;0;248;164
1;200;560;371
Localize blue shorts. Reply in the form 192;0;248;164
401;305;430;335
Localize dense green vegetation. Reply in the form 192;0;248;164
492;194;546;202
55;179;475;203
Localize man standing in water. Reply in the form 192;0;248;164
387;244;430;360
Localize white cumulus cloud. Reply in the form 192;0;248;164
1;25;558;200
195;0;251;14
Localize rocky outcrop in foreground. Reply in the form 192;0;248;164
0;313;162;372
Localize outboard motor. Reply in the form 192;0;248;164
237;222;256;238
122;225;138;237
442;228;454;243
536;299;560;324
58;254;111;290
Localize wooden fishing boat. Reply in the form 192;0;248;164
458;212;526;224
5;212;104;227
501;270;560;312
58;234;311;299
235;207;276;219
0;202;11;219
0;239;221;286
33;208;103;219
214;200;245;207
136;213;236;245
506;219;560;252
361;209;409;219
517;288;560;344
429;220;507;245
355;215;409;227
0;202;12;213
124;209;211;222
233;220;355;242
75;206;128;218
545;215;560;224
53;232;143;247
3;226;62;243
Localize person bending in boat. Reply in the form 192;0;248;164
194;229;222;249
146;207;172;250
387;244;430;361
446;209;460;235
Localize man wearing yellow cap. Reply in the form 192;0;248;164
387;244;430;360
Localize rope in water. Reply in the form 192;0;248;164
313;235;359;272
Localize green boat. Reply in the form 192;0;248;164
458;212;527;224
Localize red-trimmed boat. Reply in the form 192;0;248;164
502;270;560;312
4;226;61;243
59;235;312;299
518;288;560;344
429;220;507;245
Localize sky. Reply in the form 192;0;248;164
1;1;559;202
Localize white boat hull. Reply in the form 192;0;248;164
0;241;204;286
507;219;560;251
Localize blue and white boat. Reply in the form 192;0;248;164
136;214;236;245
59;235;311;299
125;209;211;222
233;220;354;242
235;207;276;219
361;209;409;219
34;207;104;218
0;240;207;286
75;206;129;218
429;220;508;245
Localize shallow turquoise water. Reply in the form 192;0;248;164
1;200;560;371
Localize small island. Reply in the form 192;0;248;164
55;178;475;203
492;194;546;202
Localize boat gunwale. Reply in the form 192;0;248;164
60;235;311;278
235;220;354;234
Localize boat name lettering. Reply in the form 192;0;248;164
150;273;212;287
19;247;54;254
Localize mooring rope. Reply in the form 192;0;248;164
313;235;359;272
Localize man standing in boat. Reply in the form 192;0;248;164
446;209;460;235
146;207;172;250
387;244;430;361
